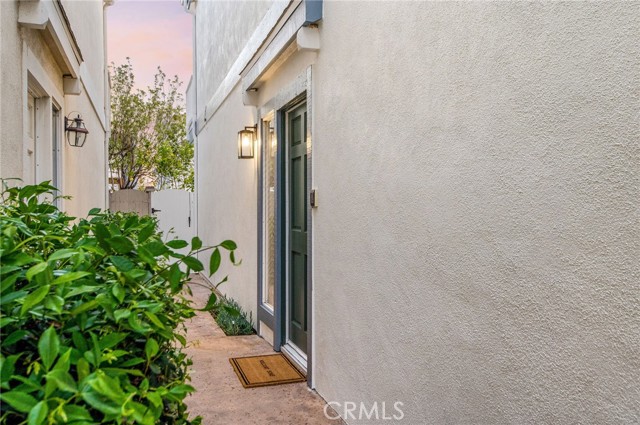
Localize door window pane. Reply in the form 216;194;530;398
263;120;276;309
52;107;60;193
26;93;37;185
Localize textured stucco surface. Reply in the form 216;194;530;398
191;1;640;423
312;2;639;423
194;0;272;115
0;0;108;216
195;83;259;320
0;1;24;179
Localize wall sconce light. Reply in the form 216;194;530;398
237;125;257;159
65;113;89;147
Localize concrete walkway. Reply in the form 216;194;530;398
184;274;342;424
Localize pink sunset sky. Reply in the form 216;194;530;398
107;0;192;100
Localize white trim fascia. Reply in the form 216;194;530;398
25;45;64;104
18;0;82;78
195;0;293;135
240;4;306;93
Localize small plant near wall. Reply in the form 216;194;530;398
0;181;238;424
210;297;254;336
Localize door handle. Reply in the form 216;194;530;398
151;208;161;214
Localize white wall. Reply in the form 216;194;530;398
0;0;108;217
194;0;272;115
192;1;639;423
195;83;258;321
312;2;639;423
1;1;25;180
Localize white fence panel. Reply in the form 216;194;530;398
151;190;194;256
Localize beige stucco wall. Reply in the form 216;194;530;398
192;0;273;321
195;82;258;322
194;0;271;114
0;1;24;180
0;0;108;217
312;2;639;423
192;1;639;423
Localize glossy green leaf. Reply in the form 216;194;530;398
137;223;155;243
77;358;90;381
209;248;221;277
94;222;110;245
27;400;49;425
145;338;159;361
167;239;188;249
143;240;168;256
137;246;157;267
0;290;27;305
1;354;20;387
107;236;134;254
71;300;99;315
2;330;28;347
26;262;48;281
112;284;125;303
99;333;127;350
191;236;202;250
81;389;121;415
62;404;93;422
182;256;203;272
200;292;217;312
21;285;50;315
53;348;71;373
44;295;65;313
38;326;60;370
144;311;165;329
114;309;131;322
110;255;135;271
0;390;38;413
220;240;237;250
48;248;78;262
169;384;195;397
89;373;126;403
51;271;91;285
46;369;77;393
168;262;183;291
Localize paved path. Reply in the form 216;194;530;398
184;274;342;425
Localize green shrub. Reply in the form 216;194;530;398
210;297;254;336
0;182;237;424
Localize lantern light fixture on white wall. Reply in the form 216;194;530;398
237;125;257;159
64;113;89;147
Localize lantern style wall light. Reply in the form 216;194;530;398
65;113;89;147
237;125;257;159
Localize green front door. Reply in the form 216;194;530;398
288;102;308;354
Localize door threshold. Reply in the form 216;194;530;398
281;343;307;375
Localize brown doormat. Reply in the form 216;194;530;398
229;353;306;388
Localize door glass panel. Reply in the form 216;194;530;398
262;120;276;309
26;93;36;185
52;107;60;196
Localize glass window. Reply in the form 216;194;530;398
263;119;276;309
52;107;61;206
26;93;37;185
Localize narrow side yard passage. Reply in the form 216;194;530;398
184;274;342;424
